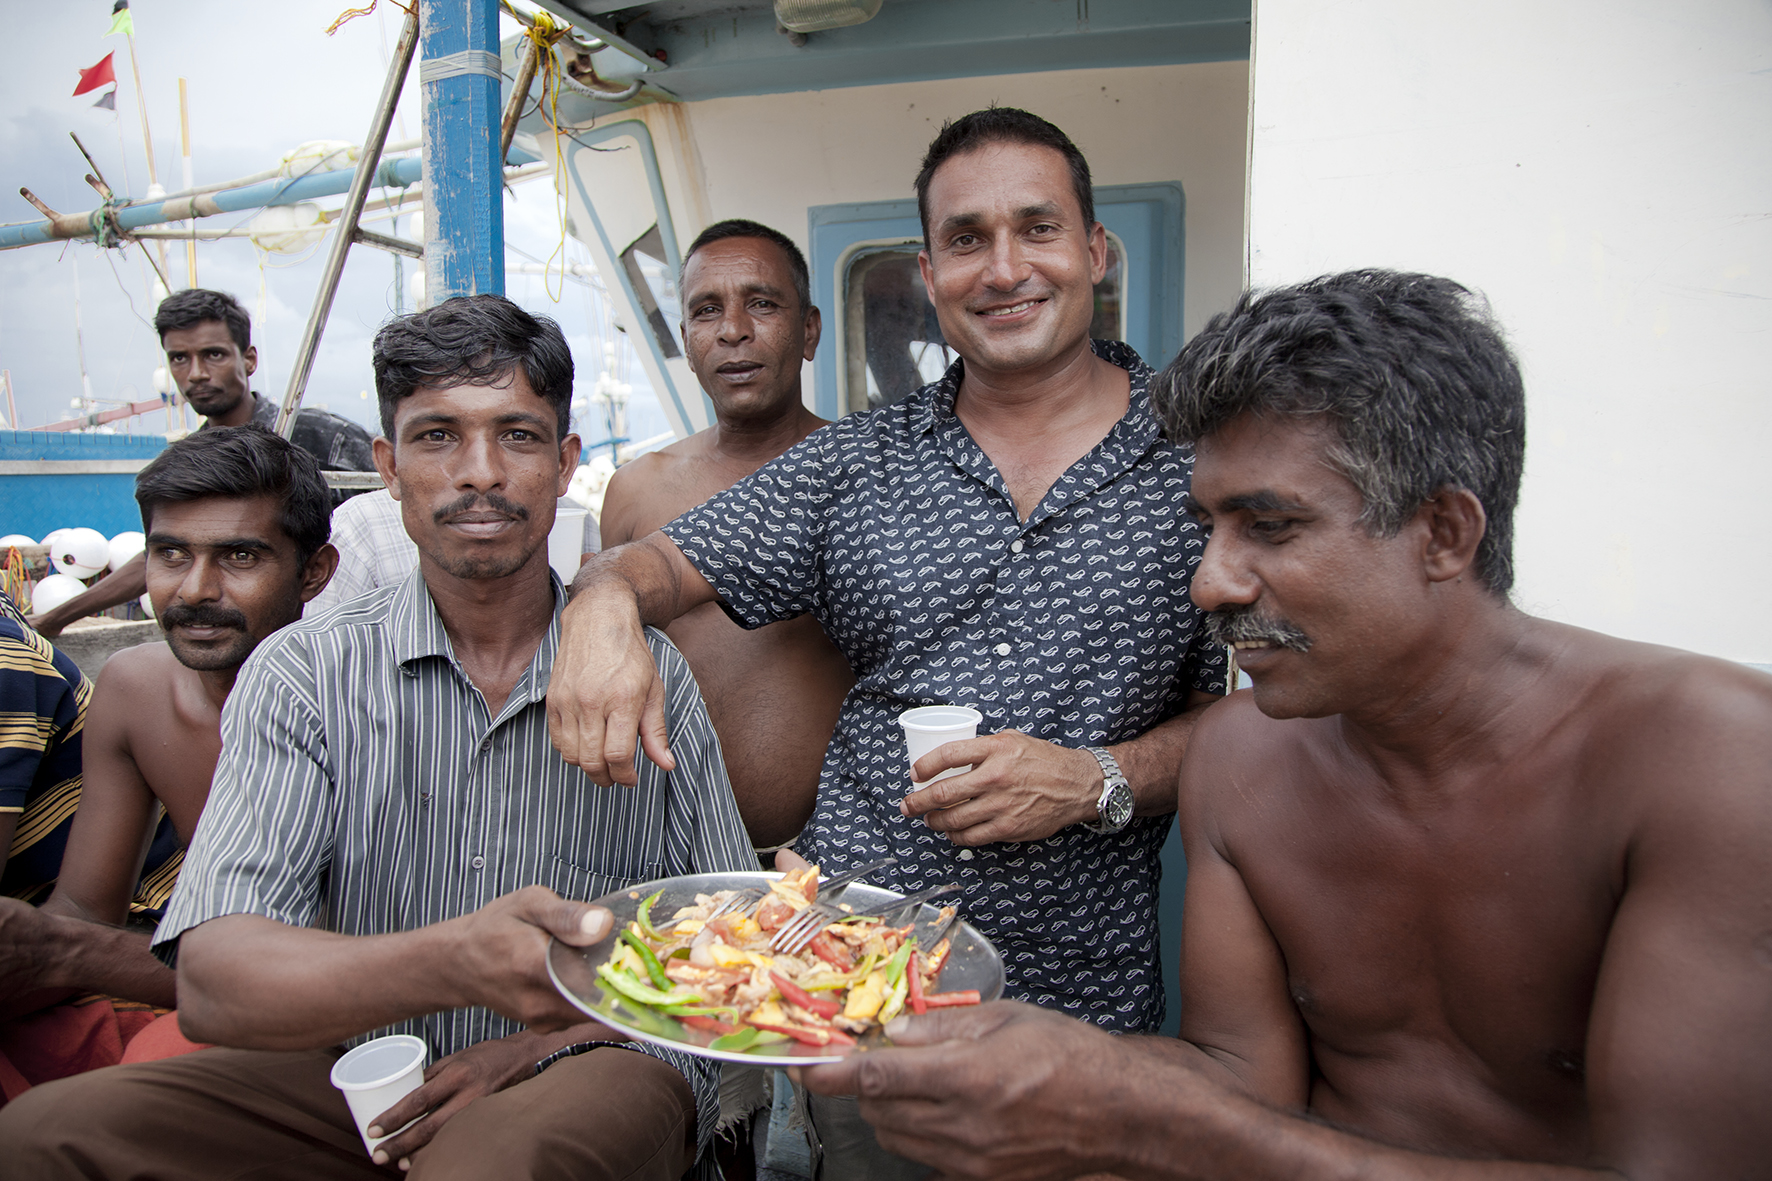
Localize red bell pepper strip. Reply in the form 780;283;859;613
677;1013;740;1036
749;1019;857;1047
906;951;927;1015
771;971;841;1019
921;989;981;1008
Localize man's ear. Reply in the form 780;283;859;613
1419;487;1487;584
299;542;340;603
1087;221;1108;286
556;433;583;497
372;435;399;500
243;345;258;379
802;304;822;362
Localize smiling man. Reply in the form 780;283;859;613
0;427;336;1098
798;270;1772;1179
599;218;853;852
0;295;757;1179
548;110;1226;1176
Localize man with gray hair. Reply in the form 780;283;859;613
798;270;1772;1178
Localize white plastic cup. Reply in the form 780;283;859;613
329;1034;428;1155
548;503;588;584
898;705;982;789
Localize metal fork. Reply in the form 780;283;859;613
773;881;961;955
704;855;900;924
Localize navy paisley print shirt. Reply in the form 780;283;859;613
664;340;1226;1032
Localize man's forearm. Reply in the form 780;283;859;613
1112;697;1214;816
176;915;469;1049
29;553;147;636
566;534;706;626
36;914;177;1009
1115;1080;1616;1181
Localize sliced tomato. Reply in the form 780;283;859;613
807;931;854;970
677;1014;740;1036
756;895;796;933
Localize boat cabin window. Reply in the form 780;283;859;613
840;233;1126;414
620;224;683;360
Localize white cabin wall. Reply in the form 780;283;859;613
663;59;1250;402
1247;0;1772;664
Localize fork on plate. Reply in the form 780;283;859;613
771;881;961;955
703;855;900;922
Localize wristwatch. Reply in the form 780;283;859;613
1081;746;1134;834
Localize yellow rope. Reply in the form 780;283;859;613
518;10;574;304
326;0;414;36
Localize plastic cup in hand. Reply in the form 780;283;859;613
330;1034;428;1155
898;705;982;789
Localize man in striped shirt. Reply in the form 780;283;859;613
1;296;757;1179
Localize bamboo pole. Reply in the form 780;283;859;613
179;77;196;288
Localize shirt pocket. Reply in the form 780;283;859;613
548;851;669;904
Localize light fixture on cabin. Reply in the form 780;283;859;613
774;0;882;33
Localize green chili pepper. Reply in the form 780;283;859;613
708;1027;761;1052
596;963;699;1008
620;928;673;991
883;940;916;988
635;890;665;939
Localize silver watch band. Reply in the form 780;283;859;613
1081;745;1130;833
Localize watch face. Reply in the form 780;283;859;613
1104;781;1134;830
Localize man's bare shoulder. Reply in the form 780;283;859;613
1553;622;1772;808
601;435;725;544
94;640;181;692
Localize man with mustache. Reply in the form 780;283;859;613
28;288;376;637
548;110;1226;1175
797;270;1772;1178
598;218;853;853
0;426;338;1097
0;295;756;1179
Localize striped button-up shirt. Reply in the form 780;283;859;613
154;569;756;1156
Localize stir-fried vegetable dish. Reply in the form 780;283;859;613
594;867;982;1053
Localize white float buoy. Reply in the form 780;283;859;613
51;528;111;579
0;534;36;548
108;531;146;571
30;573;88;615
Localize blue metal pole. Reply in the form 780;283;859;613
420;0;505;300
0;158;424;252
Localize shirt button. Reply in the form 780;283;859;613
479;738;492;753
470;855;485;870
994;642;1012;657
957;849;975;861
1009;540;1024;554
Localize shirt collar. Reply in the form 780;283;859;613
390;567;567;708
909;339;1158;444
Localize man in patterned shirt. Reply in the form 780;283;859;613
0;295;758;1179
549;110;1225;1172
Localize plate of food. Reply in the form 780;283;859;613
547;867;1005;1065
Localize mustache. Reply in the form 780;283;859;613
159;602;248;632
433;491;530;525
1203;606;1313;652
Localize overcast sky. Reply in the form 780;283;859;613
0;0;665;450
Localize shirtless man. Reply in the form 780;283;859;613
800;270;1772;1178
599;218;853;849
0;426;336;1015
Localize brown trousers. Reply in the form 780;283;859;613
0;1043;696;1181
